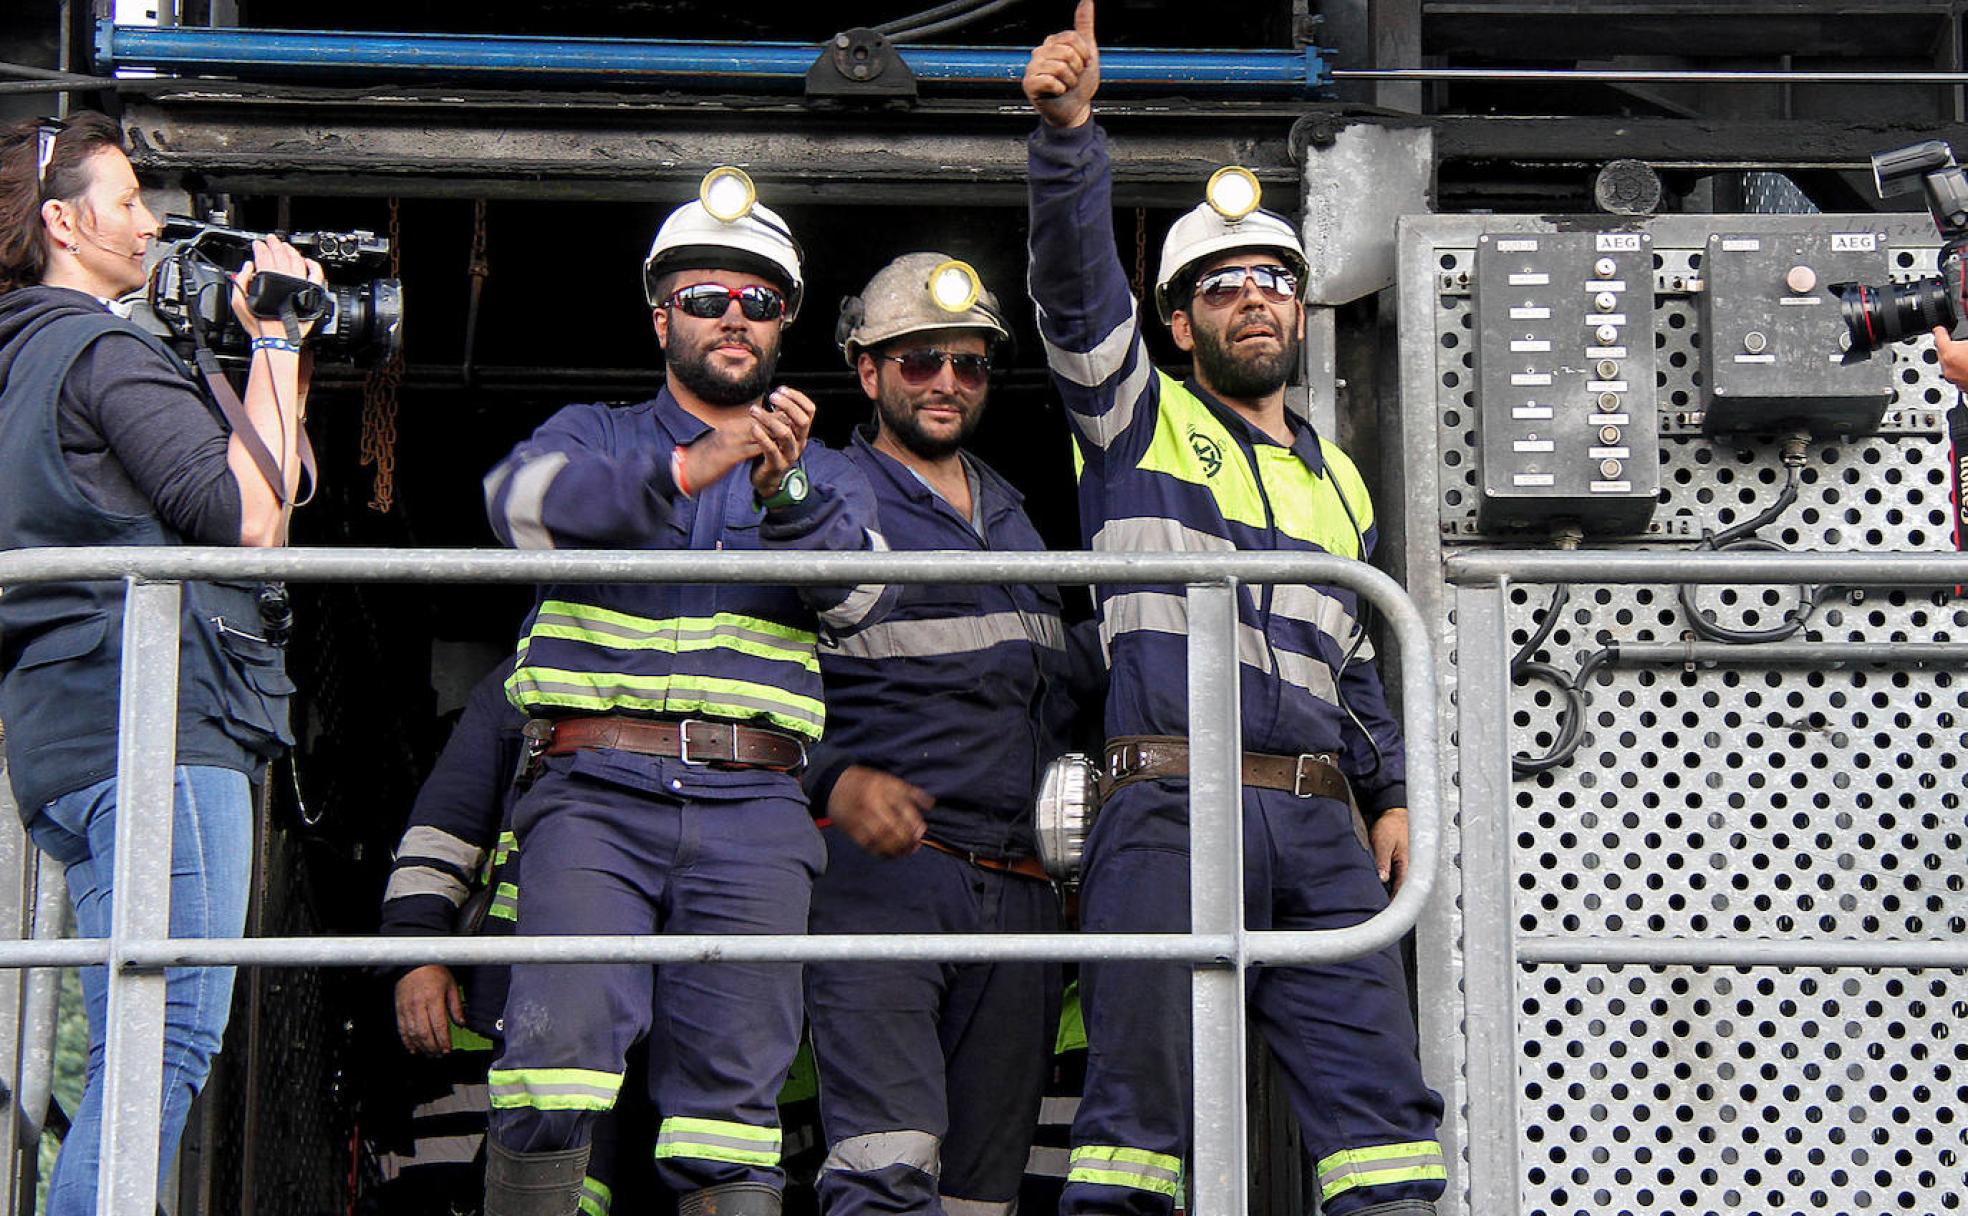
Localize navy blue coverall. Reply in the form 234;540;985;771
481;389;895;1201
800;427;1080;1216
1027;120;1447;1216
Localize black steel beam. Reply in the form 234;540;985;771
1430;113;1968;169
121;90;1311;206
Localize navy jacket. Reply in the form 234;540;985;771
0;291;291;817
802;426;1082;859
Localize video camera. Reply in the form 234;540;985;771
145;214;404;366
1831;140;1968;363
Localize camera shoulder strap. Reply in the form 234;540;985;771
193;347;319;507
1950;392;1968;594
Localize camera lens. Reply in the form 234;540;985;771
1832;276;1958;361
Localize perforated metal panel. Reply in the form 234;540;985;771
1394;214;1968;1216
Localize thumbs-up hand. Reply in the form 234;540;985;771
1023;0;1099;129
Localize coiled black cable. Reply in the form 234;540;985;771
1677;465;1825;644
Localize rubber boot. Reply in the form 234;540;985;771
483;1138;592;1216
677;1180;783;1216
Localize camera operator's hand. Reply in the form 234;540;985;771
749;386;816;498
230;237;327;342
1024;0;1098;130
1933;326;1968;391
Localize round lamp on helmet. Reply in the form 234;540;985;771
700;166;758;223
928;259;983;314
1205;166;1262;221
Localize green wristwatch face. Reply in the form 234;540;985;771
760;464;810;510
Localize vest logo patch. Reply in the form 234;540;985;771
1187;428;1223;478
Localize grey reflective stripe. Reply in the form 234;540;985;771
1317;1144;1447;1191
657;1126;783;1157
397;825;485;873
1066;348;1151;452
820;530;891;632
1101;592;1338;706
1092;516;1235;554
383;865;469;906
507;672;825;730
531;609;809;655
405;1133;484;1165
822;611;1065;661
1043;301;1140;387
820;1130;942;1177
1271;584;1364;653
502;451;570;551
941;1196;1015;1216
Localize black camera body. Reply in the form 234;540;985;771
1831;141;1968;363
145;214;404;366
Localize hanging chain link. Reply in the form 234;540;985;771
1132;206;1149;300
359;197;404;514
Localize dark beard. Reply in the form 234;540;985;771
667;332;779;406
876;387;983;459
1190;316;1298;400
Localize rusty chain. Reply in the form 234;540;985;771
1132;206;1148;299
359;197;404;513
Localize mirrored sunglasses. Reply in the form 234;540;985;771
885;348;989;390
1194;263;1299;308
666;282;786;322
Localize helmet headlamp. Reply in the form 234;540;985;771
928;259;983;314
700;166;758;224
1205;166;1262;222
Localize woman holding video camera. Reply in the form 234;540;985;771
0;111;322;1215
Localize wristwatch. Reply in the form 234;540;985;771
755;463;811;512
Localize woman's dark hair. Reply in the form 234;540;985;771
0;112;127;295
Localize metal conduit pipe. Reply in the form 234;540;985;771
1335;66;1968;85
1611;641;1968;668
95;23;1329;93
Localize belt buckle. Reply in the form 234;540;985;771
1292;752;1332;798
678;719;716;766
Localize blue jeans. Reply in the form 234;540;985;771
27;765;253;1216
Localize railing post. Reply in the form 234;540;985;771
1186;580;1247;1215
1453;580;1519;1216
96;577;181;1216
0;742;27;1216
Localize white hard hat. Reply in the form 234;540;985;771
642;171;804;320
836;252;1010;366
1152;203;1310;325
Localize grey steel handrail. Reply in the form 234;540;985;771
0;544;1439;1216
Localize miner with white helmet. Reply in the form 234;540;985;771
1023;4;1448;1216
797;251;1089;1216
479;169;896;1216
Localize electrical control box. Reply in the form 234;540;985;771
1699;230;1894;434
1471;231;1661;534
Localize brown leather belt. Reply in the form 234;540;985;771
532;716;807;772
921;836;1051;882
1101;735;1350;803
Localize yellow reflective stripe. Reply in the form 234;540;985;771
492;830;518;867
539;600;816;647
1315;1140;1447;1202
449;1023;496;1053
488;882;519;922
506;666;824;740
529;620;819;673
654;1116;782;1167
1135;375;1267;528
580;1175;612;1216
488;1067;622;1111
1066;1146;1182;1197
1258;444;1366;558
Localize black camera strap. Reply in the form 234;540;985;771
193;346;318;508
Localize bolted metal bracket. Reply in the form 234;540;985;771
806;28;918;102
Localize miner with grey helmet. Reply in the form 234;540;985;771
797;252;1090;1216
480;169;897;1216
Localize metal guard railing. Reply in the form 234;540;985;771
0;545;1440;1216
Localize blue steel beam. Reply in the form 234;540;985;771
96;22;1329;94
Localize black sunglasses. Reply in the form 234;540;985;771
884;348;990;391
33;117;65;198
665;282;787;322
1193;263;1299;308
